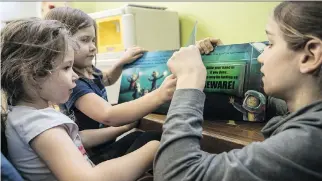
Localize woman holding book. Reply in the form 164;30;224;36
154;2;322;181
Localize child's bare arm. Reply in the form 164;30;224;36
31;127;159;181
102;61;125;86
102;47;146;86
75;75;176;126
79;122;137;148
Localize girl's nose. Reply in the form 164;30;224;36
72;70;79;81
90;42;97;52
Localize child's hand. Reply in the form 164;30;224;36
124;121;139;131
196;37;221;54
120;46;147;65
167;46;206;90
157;74;177;102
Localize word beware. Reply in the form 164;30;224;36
205;81;235;90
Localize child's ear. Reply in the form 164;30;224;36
28;74;38;86
300;38;322;74
29;74;46;89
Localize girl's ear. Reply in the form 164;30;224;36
28;71;49;89
299;38;322;75
28;74;39;87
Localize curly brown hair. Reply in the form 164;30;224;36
1;18;74;106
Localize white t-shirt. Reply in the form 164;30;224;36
6;106;94;181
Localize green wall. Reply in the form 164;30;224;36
71;2;280;46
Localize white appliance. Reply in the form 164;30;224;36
0;2;42;23
90;4;180;104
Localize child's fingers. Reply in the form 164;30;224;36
168;77;177;85
132;53;144;60
209;38;222;45
127;47;144;56
168;87;176;94
196;42;205;54
164;75;177;86
199;41;208;54
133;47;147;55
167;74;177;80
168;78;177;88
137;48;147;54
126;46;145;53
205;40;214;53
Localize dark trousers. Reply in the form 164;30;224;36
89;130;161;165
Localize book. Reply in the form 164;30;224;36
185;21;198;46
118;41;268;122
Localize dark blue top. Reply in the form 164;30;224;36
62;67;107;131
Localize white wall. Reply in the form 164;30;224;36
0;22;5;30
0;2;41;22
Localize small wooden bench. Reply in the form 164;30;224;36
138;114;265;153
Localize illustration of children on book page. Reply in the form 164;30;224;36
127;73;140;91
132;82;141;100
148;71;167;91
229;90;266;122
120;66;169;102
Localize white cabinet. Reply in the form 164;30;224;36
90;4;180;104
0;2;42;22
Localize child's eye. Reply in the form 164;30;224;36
64;66;71;70
81;39;90;43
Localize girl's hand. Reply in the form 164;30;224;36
196;37;222;54
156;74;177;103
120;46;147;65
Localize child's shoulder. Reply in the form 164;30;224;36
7;106;73;128
6;106;78;144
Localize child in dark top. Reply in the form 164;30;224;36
45;7;177;165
